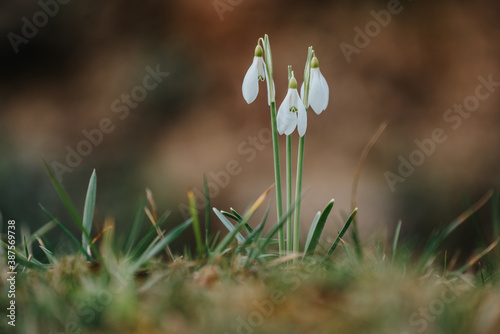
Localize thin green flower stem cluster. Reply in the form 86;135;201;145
293;47;313;255
242;34;324;256
259;35;285;255
258;36;314;256
286;65;294;255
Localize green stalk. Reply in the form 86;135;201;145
286;135;293;255
262;34;284;256
270;101;284;255
293;47;314;255
293;136;305;253
286;66;293;255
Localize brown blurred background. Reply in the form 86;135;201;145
1;0;499;254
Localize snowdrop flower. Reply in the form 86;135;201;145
277;76;307;137
242;44;266;104
301;56;329;114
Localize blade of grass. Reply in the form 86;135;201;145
420;189;494;270
125;196;146;255
41;161;103;263
130;218;192;273
244;185;273;220
188;190;204;258
221;211;241;222
27;220;56;246
350;122;388;259
304;199;335;257
39;204;91;260
443;189;493;238
39;245;57;264
82;169;97;256
221;210;254;235
1;241;47;270
249;205;294;264
214;209;246;244
145;196;174;262
209;231;221;252
304;212;321;254
145;188;159;221
204;175;211;253
211;186;272;258
237;207;269;254
23;235;29;258
456;238;500;274
392;220;402;263
326;208;358;257
130;211;170;259
41;158;82;228
493;188;499;240
230;208;243;221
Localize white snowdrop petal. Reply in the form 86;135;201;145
290;88;300;108
266;70;275;106
257;57;266;81
297;103;307;137
309;68;329;114
277;89;298;135
242;58;259;104
283;109;297;135
276;99;288;135
317;68;329;110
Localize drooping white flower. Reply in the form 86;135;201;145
277;76;307;137
242;45;266;104
301;56;329;114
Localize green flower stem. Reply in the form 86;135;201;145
293;135;305;254
286;135;293;255
292;46;313;256
270;101;284;255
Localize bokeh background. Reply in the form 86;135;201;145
1;0;499;256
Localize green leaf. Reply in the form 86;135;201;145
221;210;254;235
304;199;335;257
124;196;146;255
209;231;221;252
204;175;211;252
130;218;192;273
221;211;241;223
41;161;103;263
230;208;243;221
39;204;91;260
27;220;56;246
41;158;82;229
237;207;269;254
39;246;57;264
326;208;358;257
130;211;170;259
1;241;48;270
254;203;296;261
214;209;246;244
82;169;97;256
392;220;402;263
493;188;499;240
23;235;29;258
419;190;493;270
188;191;204;258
